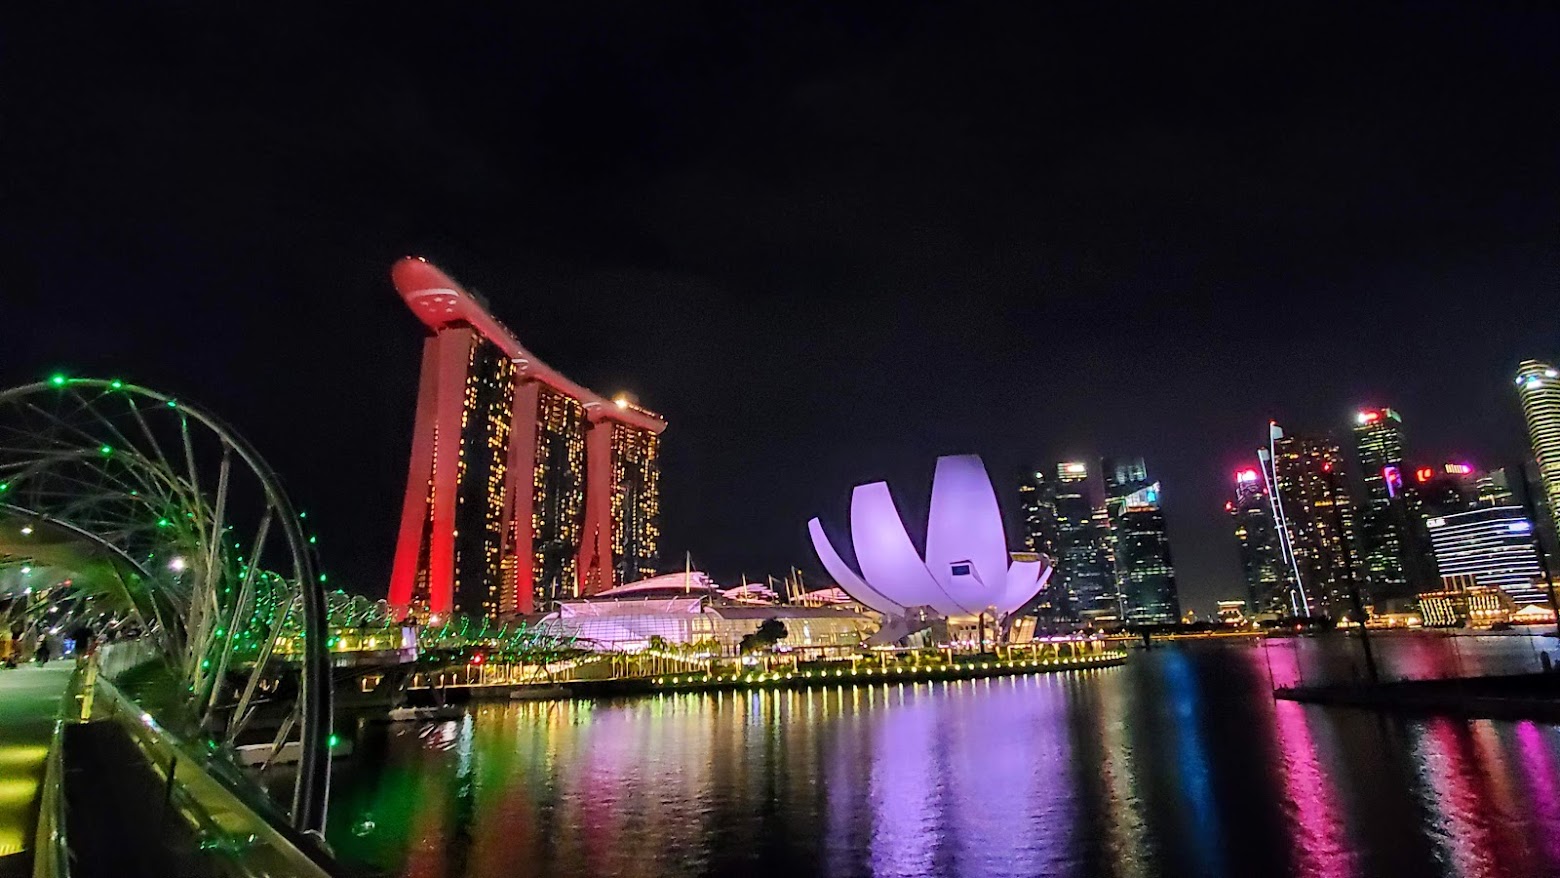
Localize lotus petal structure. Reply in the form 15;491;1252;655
807;454;1051;619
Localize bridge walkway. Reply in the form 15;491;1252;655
0;664;72;877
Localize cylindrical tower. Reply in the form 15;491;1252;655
1516;360;1560;523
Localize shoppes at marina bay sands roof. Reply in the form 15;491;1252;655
536;571;878;657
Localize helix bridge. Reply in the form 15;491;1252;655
0;376;334;843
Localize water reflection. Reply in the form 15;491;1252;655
330;637;1560;878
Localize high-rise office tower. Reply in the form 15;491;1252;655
1100;456;1146;589
1352;408;1421;600
1017;468;1065;618
1413;462;1480;517
1228;467;1295;616
1054;462;1114;621
1475;466;1516;508
1113;479;1180;624
1091;503;1118;616
1017;469;1060;557
387;258;667;618
1103;456;1150;498
1516;360;1560;526
1261;424;1362;618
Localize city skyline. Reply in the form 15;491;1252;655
5;4;1559;612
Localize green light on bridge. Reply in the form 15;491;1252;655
98;445;113;456
109;380;124;390
49;374;67;387
157;518;171;528
328;734;341;748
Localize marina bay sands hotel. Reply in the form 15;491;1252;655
386;257;666;618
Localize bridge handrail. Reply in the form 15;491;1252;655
91;673;349;878
30;718;70;878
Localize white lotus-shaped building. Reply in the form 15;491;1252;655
807;454;1051;622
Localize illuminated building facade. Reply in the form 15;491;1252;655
1228;467;1294;616
1111;480;1180;624
1263;425;1362;617
1475;466;1516;508
611;424;662;585
1418;574;1517;628
387;258;667;618
1017;469;1060;557
1516;359;1560;525
542;576;877;658
1103;456;1150;500
1352;408;1416;600
1054;462;1116;621
1017;468;1066;618
1424;506;1548;605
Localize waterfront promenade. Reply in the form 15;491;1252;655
0;664;71;876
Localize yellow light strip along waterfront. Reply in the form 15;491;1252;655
650;650;1128;692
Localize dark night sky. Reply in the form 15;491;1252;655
4;3;1558;612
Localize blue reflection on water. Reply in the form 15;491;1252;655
1161;649;1226;877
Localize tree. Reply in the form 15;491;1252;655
756;619;788;644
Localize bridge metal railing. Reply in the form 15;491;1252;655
30;719;70;878
89;672;348;878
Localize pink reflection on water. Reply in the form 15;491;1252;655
1514;721;1560;868
1410;718;1508;878
1269;648;1353;878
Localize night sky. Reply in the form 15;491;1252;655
5;3;1559;612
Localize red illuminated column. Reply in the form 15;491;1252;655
576;411;617;597
502;378;540;614
387;336;443;610
387;327;473;616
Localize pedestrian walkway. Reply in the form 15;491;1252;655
0;664;73;876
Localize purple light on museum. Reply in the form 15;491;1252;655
808;454;1050;618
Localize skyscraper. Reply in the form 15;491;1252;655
1261;424;1362;618
1516;360;1560;526
1017;469;1060;557
1475;466;1516;508
1228;467;1294;616
1102;456;1150;498
1352;407;1421;601
1017;468;1066;618
1413;461;1481;517
1054;462;1114;621
1113;480;1180;624
387;258;667;618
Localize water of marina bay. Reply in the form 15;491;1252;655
327;633;1560;878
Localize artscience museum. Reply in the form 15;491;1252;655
808;454;1053;647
